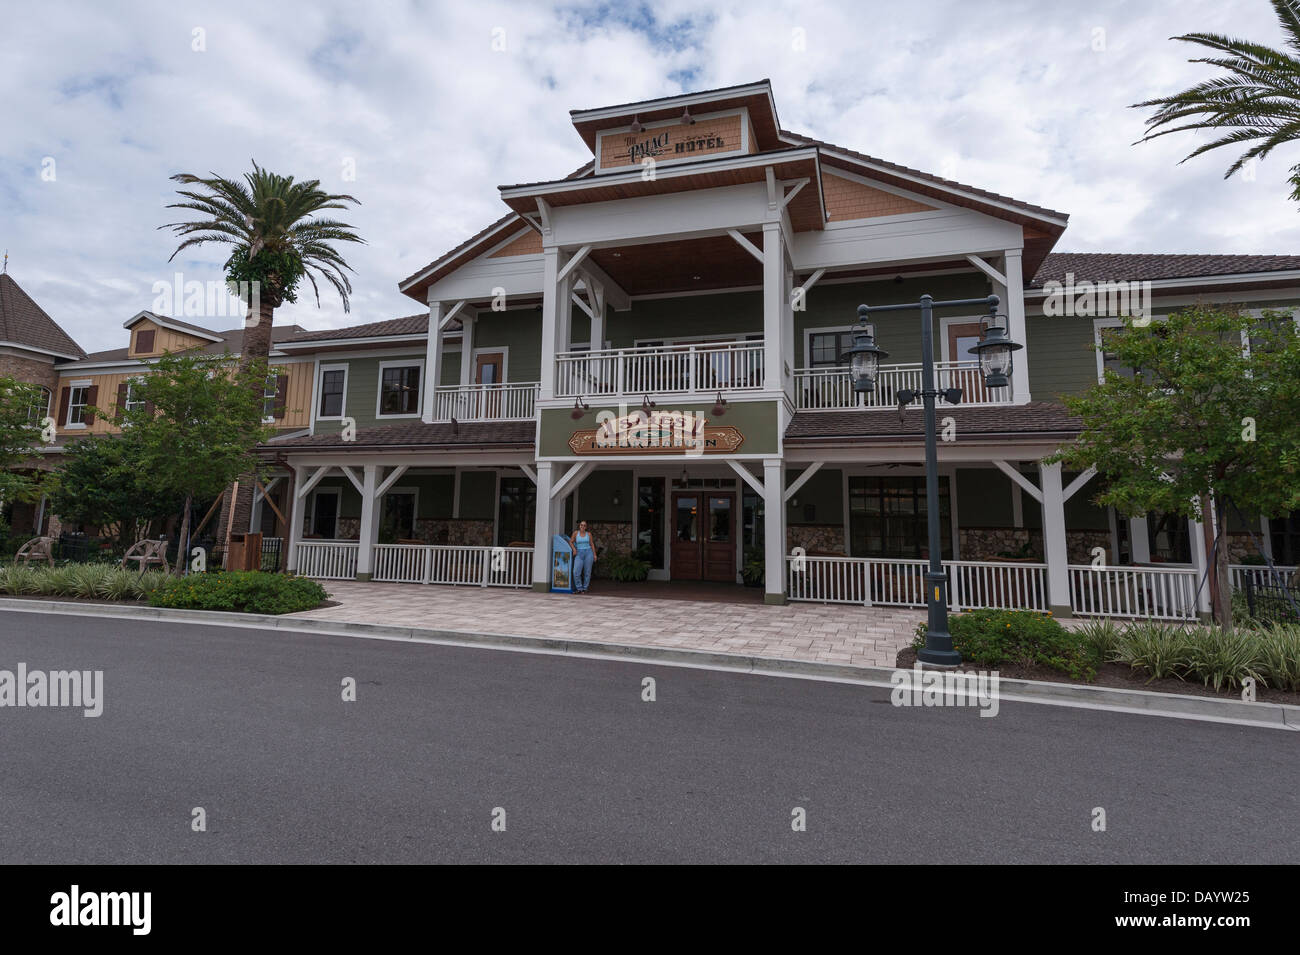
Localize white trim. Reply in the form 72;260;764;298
122;310;224;343
571;82;775;126
374;358;425;420
1025;270;1300;298
0;341;84;362
316;362;349;420
397;216;531;293
500;147;821;202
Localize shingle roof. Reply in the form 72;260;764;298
779;130;1070;224
1030;253;1300;288
0;274;86;358
288;314;437;342
267;419;535;451
785;402;1081;443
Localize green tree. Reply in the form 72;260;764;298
1055;306;1300;625
1134;0;1300;201
160;161;364;373
0;376;53;507
110;352;275;573
48;437;185;550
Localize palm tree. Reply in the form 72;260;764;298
161;161;364;368
1133;0;1300;200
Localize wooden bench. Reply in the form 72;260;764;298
121;539;168;574
14;536;55;567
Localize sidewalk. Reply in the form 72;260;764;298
290;581;928;667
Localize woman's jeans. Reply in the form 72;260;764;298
573;550;593;591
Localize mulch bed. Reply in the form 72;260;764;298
895;646;1300;706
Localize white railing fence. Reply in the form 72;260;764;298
786;555;1047;612
296;541;359;580
794;360;1011;411
372;544;533;588
557;341;765;398
432;382;539;421
1068;565;1199;621
1229;564;1298;592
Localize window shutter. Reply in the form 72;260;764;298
135;329;156;354
83;385;99;426
57;387;70;425
273;372;289;419
116;382;129;418
144;400;155;416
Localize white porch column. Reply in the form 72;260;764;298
1189;507;1213;619
356;464;379;579
1039;460;1071;616
1129;515;1151;563
532;462;555;590
422;299;444;422
539;248;571;400
762;223;784;395
286;466;303;574
1002;249;1031;404
459;310;476;387
588;282;605;350
763;458;786;604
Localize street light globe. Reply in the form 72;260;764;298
840;305;889;393
969;319;1022;389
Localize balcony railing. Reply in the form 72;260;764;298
794;360;1012;411
556;341;765;399
433;382;539;421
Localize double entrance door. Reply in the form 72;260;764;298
670;491;736;582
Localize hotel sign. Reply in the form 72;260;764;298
595;110;749;173
568;410;744;455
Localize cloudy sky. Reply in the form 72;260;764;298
1;0;1295;353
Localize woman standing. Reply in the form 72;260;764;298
569;520;597;594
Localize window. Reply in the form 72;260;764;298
66;384;90;426
262;373;279;421
637;477;665;568
848;475;952;559
379;489;417;542
27;386;52;423
1096;325;1134;380
124;381;147;413
1270;512;1300;565
1147;511;1191;563
378;364;421;416
808;330;858;368
318;366;347;418
497;477;536;547
134;329;156;354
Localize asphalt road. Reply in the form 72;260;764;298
0;608;1295;864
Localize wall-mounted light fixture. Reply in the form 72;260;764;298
570;396;590;420
680;108;695;125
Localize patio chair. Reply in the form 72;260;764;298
14;536;55;567
120;538;168;574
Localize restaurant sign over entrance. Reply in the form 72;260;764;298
568;410;744;455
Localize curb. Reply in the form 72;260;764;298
2;597;1297;731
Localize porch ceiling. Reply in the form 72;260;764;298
591;232;764;296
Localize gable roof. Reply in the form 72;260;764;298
123;310;225;342
73;322;307;365
0;274;86;359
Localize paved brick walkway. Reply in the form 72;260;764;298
290;581;929;668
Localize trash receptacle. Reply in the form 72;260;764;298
550;534;574;593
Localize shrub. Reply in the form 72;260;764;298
148;571;328;614
1182;627;1267;692
1257;624;1300;693
1075;618;1122;662
597;554;650;583
915;608;1099;681
1110;621;1196;681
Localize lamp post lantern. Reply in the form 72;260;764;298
844;293;1018;666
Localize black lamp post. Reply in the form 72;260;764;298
843;293;1020;667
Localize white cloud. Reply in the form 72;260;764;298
1;0;1296;353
